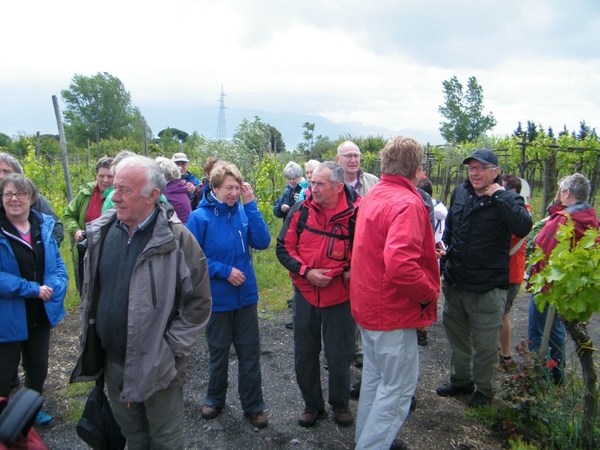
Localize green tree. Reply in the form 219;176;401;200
266;124;285;153
513;121;524;139
0;132;11;149
158;127;189;143
438;76;497;144
301;122;315;154
61;72;140;146
234;116;271;157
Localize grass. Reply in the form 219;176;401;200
253;221;294;314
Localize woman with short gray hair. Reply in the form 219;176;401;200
273;162;308;220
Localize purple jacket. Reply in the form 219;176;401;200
164;180;192;224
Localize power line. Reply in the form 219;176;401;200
216;86;227;140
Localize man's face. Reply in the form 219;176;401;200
468;161;498;193
175;161;188;176
336;147;361;179
96;167;114;193
310;168;342;208
112;166;157;230
0;161;15;180
212;175;241;207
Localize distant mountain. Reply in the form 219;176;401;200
143;103;444;151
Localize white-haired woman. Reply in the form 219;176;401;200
156;157;192;224
273;161;308;220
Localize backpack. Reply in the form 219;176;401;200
295;204;358;262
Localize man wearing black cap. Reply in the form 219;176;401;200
436;149;532;407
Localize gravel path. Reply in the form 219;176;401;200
34;292;599;449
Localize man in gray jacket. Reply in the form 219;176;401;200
71;156;212;449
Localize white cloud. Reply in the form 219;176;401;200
1;0;599;144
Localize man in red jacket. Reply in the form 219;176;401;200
350;136;440;450
276;161;360;429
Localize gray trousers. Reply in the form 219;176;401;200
442;281;506;398
105;360;184;450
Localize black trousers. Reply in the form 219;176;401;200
0;323;51;397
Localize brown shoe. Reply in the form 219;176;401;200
298;408;324;427
201;405;221;420
333;406;353;427
245;410;269;429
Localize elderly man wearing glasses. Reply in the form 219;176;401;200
336;141;379;197
437;149;532;408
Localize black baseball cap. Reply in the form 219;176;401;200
463;149;498;166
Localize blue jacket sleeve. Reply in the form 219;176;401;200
244;201;271;250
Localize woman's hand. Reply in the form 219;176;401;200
38;285;54;301
228;267;246;287
240;183;255;204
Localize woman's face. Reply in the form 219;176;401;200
96;167;114;193
213;175;241;206
288;176;302;189
2;182;32;221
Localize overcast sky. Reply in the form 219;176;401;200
2;0;599;148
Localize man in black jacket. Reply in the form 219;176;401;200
436;149;532;408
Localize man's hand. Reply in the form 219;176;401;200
74;229;86;242
185;181;196;194
280;204;290;213
228;267;246;287
306;268;333;288
482;183;503;197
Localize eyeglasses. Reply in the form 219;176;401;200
467;165;496;173
3;191;29;200
340;153;361;160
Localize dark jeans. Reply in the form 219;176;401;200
528;294;565;378
0;323;51;397
205;303;265;414
293;291;354;410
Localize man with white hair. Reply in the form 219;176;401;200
336;141;378;369
71;156;212;449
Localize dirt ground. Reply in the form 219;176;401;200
33;292;599;449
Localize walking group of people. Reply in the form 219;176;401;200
0;136;597;449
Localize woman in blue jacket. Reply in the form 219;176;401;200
0;174;68;427
186;162;271;429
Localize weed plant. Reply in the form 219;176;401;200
493;341;600;449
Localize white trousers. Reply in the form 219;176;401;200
355;327;419;449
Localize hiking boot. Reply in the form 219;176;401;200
201;405;222;420
35;410;55;428
332;406;353;427
245;410;268;429
410;396;417;412
435;382;475;397
298;407;324;427
468;391;492;408
285;321;294;329
350;381;361;400
390;439;409;450
417;329;428;346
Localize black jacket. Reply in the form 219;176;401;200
441;176;532;293
273;183;304;219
